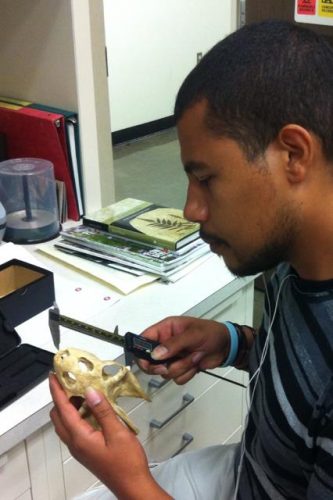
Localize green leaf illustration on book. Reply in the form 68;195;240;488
139;215;196;233
129;208;198;244
83;198;199;250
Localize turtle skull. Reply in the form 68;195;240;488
53;347;150;433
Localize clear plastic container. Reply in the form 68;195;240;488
0;202;6;243
0;158;60;243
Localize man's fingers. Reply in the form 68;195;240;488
174;367;199;385
49;373;98;438
49;373;82;422
136;358;151;372
150;328;204;363
49;372;77;416
85;387;128;442
50;406;71;443
50;373;118;437
49;373;89;443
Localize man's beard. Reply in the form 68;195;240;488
223;240;289;277
203;205;300;278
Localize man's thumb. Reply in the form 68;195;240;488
151;344;169;361
151;332;194;361
85;387;119;431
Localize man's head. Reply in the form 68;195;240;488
175;20;333;277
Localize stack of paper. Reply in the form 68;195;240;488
56;224;210;280
37;243;159;295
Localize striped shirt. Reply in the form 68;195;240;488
238;264;333;499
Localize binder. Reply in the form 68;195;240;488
27;103;83;216
0;100;80;221
0;97;84;216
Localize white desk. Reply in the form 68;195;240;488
0;243;254;500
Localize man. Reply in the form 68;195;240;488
49;20;333;499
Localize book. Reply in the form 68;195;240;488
55;180;68;222
83;198;200;250
29;103;83;217
53;240;211;284
0;96;84;217
59;225;209;274
55;237;209;276
54;243;145;275
0;132;6;161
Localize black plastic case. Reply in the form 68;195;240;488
0;259;55;410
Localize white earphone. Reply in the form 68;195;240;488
233;271;295;499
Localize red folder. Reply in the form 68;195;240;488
0;103;79;220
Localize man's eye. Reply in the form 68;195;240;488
197;176;211;185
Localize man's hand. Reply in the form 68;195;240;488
49;374;171;500
138;316;230;384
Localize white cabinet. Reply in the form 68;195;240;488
143;374;244;462
62;455;100;500
0;442;31;500
23;282;253;499
137;284;252;461
25;426;65;500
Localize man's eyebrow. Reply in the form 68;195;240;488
184;161;209;174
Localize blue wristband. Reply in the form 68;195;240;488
221;321;239;367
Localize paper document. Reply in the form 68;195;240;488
38;244;158;295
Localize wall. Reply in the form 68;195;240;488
104;0;237;131
0;0;77;110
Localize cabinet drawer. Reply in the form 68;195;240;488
199;285;253;324
143;377;244;462
131;368;243;446
62;455;100;499
128;369;224;443
114;357;218;409
1;442;31;500
15;491;32;500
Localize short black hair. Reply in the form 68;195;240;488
174;20;333;161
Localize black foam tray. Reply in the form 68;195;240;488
0;344;53;410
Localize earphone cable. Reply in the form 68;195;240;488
232;272;296;499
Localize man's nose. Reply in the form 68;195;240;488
183;184;208;223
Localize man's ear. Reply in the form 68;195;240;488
277;125;314;184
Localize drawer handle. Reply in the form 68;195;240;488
150;393;195;429
148;377;169;389
171;432;194;457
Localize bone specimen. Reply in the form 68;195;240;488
53;347;150;433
